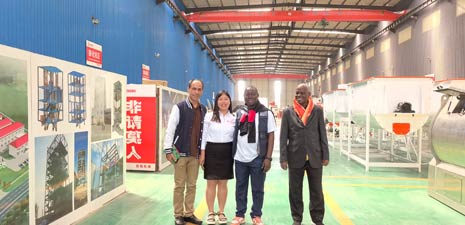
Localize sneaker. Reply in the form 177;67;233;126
217;212;227;225
206;212;216;225
231;216;245;225
252;216;264;225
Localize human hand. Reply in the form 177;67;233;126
262;159;271;172
199;151;205;167
166;153;174;162
322;160;329;166
280;161;288;170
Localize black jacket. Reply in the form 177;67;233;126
279;105;329;168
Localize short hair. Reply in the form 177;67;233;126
244;85;258;94
188;79;204;88
297;83;310;94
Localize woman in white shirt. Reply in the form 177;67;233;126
199;90;235;225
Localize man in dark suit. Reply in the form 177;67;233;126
280;83;329;225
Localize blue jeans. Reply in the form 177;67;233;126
235;157;266;219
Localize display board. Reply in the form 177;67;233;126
0;45;29;225
157;86;188;171
125;84;157;171
0;44;126;225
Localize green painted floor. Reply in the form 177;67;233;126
77;141;465;225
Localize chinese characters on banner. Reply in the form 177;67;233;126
126;85;157;171
85;40;102;68
142;64;150;80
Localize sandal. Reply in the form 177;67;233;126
217;212;228;225
206;212;216;225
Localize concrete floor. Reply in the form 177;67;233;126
77;137;465;225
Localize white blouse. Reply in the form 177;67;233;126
201;111;236;150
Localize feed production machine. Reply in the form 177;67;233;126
346;76;433;171
428;80;465;215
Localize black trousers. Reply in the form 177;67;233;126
288;161;325;224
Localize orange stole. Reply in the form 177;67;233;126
293;97;314;125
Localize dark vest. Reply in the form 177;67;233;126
232;109;270;158
173;100;206;157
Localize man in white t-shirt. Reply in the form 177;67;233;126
231;86;276;225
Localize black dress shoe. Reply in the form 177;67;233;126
175;216;185;225
183;215;202;225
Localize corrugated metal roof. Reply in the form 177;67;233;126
0;122;24;138
178;0;412;76
0;117;12;129
10;133;28;148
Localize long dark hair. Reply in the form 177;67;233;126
211;90;232;122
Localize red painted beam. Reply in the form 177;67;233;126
185;10;407;23
233;74;308;80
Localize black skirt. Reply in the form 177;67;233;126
204;142;234;180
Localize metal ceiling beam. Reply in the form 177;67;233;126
231;66;313;70
185;3;407;13
219;52;331;58
224;60;322;65
225;59;322;65
231;68;312;72
231;69;313;74
212;42;344;49
218;47;335;53
209;35;354;42
216;48;335;54
203;27;365;35
185;10;406;23
224;57;323;62
228;65;315;70
232;74;309;80
223;55;326;60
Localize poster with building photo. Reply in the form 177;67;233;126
34;134;73;225
157;86;188;171
73;131;88;210
26;48;125;225
90;138;124;200
0;46;29;225
89;73;125;141
0;43;126;225
90;76;111;142
29;53;91;137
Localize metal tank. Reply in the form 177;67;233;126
428;81;465;215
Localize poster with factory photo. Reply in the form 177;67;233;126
90;138;124;201
0;45;30;225
157;86;188;171
34;133;74;225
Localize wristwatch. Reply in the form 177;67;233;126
265;156;272;161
